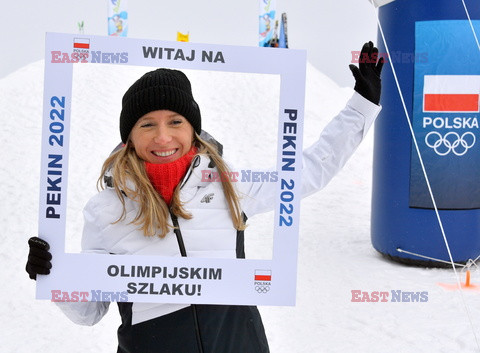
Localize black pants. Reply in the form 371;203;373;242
117;303;270;353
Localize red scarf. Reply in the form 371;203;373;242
145;147;197;205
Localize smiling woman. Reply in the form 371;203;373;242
26;41;383;351
98;69;246;239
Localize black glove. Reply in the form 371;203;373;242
349;41;384;105
26;237;52;280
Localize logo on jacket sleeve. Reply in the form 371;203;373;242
200;193;214;203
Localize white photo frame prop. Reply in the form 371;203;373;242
37;32;306;305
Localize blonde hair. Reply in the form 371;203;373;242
98;134;246;237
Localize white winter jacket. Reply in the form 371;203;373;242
56;92;381;326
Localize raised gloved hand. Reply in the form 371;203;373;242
26;237;52;280
349;41;384;105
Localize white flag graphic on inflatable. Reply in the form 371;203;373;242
108;0;128;37
259;0;276;47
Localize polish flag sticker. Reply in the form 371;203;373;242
73;38;90;50
423;75;480;113
254;270;272;282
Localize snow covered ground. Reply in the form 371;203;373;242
1;59;480;352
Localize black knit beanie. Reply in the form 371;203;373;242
119;68;201;143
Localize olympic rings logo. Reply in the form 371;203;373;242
424;131;476;156
255;285;270;294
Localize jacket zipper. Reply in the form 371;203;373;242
170;212;205;353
